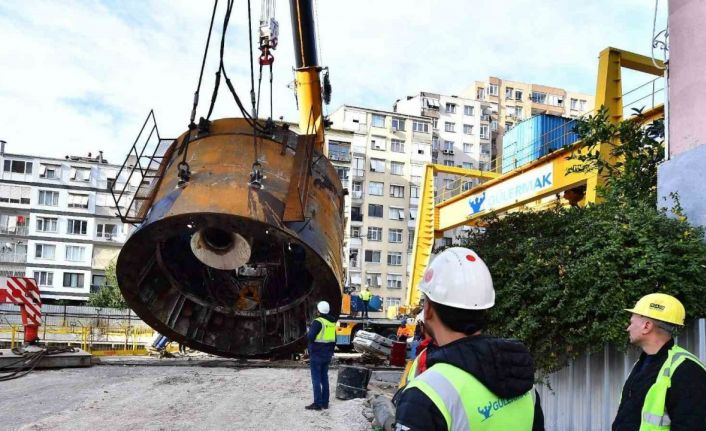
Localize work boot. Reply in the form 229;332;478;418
321;404;329;410
305;403;322;410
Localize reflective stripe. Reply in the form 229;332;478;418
314;317;336;343
414;369;471;431
643;412;671;426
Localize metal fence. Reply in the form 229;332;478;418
538;318;706;430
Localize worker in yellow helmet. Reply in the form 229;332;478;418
360;286;372;319
613;293;706;430
394;247;544;431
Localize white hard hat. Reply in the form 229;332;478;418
317;301;330;314
418;247;494;310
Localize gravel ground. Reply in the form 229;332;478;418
1;365;373;431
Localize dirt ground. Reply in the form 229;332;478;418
1;365;374;431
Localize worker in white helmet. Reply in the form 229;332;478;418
394;247;544;431
305;300;337;411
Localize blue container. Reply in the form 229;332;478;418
501;114;579;173
351;295;383;312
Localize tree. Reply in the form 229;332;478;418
459;109;706;374
87;261;127;309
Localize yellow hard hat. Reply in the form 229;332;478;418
625;293;685;326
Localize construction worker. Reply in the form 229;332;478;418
394;247;544;430
305;300;337;411
612;293;706;430
360;286;372;318
400;313;435;386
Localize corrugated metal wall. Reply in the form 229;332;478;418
538;318;706;430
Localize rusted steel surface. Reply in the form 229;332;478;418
116;118;344;357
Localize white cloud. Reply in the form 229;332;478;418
0;0;667;162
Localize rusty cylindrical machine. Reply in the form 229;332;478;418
116;118;344;357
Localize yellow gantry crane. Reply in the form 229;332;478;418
406;47;666;308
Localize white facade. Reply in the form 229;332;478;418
328;105;433;316
0;147;138;301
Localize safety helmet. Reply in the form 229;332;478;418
625;293;685;326
418;247;494;310
317;301;330;314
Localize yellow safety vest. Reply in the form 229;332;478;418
638;345;706;430
405;363;535;431
360;290;372;301
314;317;336;343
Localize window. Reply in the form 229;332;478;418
370;137;385;150
515;90;523;101
463;124;473;135
414;143;428;155
368;203;383;218
328;140;351;161
96;223;118;238
431;118;438;129
3;160;33;174
579;99;587;111
351;206;362;222
505;87;514;99
390;161;404;176
391;117;406;131
408;229;415;250
0;185;31;204
444;179;454;190
462;162;473;170
477;88;485;99
410;186;419;198
506;122;514;130
92;274;107;287
443;237;453;247
39;164;60;179
480;125;490;139
444;122;455;132
390;184;405;198
351;181;363;199
352;157;365;177
488;84;499;96
368;181;384;196
37;190;59;206
370;158;385;173
388;252;402;266
515;106;523;119
443;160;454;167
367;227;382;241
570;98;579;110
445;103;456;114
67;219;88;235
63;272;84;288
409;207;418;221
35;243;56;260
491;120;498;131
389;207;405;220
412;120;429;133
68;193;89;209
371;114;385;128
386;297;402;308
462;181;473;191
410;175;421;184
388;228;403;243
70;167;91;181
364;251;381;264
365;271;382;287
463;105;474;116
530;91;547;104
387;274;403;289
389;139;405;153
443;140;454;151
335;167;349;182
36;217;58;233
351;226;361;238
463;143;473;154
34;271;54;287
65;245;85;262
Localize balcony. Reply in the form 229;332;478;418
351;190;363;202
352;169;365;180
0;225;29;236
0;252;27;263
329;150;351;162
351;213;363;223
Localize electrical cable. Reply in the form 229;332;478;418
650;0;668;70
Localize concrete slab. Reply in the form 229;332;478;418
0;348;92;369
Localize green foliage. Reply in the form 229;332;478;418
459;109;706;374
87;261;127;309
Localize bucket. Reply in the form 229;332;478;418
389;341;407;367
335;365;372;400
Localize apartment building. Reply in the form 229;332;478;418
0;143;140;302
464;77;594;165
328;106;433;316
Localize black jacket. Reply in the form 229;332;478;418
612;339;706;431
394;335;544;431
307;313;336;362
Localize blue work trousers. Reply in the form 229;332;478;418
310;359;331;407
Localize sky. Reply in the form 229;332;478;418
0;0;668;163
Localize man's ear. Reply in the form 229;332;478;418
424;301;433;322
